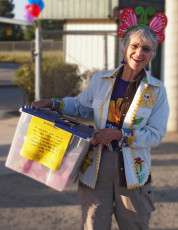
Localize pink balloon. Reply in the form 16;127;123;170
24;8;35;22
25;4;30;10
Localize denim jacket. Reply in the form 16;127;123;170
62;66;169;189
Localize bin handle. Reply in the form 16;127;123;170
55;118;79;128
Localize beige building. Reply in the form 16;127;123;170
39;0;119;73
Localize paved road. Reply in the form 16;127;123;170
0;62;23;86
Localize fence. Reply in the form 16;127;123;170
0;40;62;51
40;29;120;99
0;29;120;100
0;28;162;100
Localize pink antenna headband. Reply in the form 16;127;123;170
117;6;168;44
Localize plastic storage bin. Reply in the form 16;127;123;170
6;106;94;191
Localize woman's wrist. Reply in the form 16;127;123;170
115;129;122;141
31;99;53;109
109;129;122;141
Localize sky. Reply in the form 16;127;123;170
13;0;27;20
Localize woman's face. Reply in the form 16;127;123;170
124;35;153;73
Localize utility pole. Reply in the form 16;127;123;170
164;0;178;131
35;21;42;101
104;34;108;70
113;2;120;68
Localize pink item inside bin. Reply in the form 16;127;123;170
19;158;48;183
47;152;79;190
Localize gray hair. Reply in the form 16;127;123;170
121;26;158;59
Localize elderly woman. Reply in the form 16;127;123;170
32;7;169;230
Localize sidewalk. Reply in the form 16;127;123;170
1;107;178;230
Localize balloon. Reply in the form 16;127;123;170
29;4;41;18
28;0;40;4
38;1;45;11
24;9;35;22
25;4;30;10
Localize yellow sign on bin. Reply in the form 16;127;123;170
20;116;72;171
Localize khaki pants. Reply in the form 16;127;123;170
78;150;155;230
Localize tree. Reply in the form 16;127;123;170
23;20;64;41
23;24;36;41
41;20;64;31
41;20;64;40
0;0;14;18
0;0;24;41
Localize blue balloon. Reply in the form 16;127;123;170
38;0;45;11
28;0;40;4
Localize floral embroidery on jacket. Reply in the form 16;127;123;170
111;70;119;78
135;157;145;173
143;76;148;84
80;146;94;174
120;129;134;147
135;157;145;183
139;87;158;109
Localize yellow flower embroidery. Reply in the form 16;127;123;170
80;149;94;174
139;87;158;109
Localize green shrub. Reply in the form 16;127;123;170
14;60;82;104
14;63;35;103
42;59;82;99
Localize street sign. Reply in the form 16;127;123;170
6;27;12;36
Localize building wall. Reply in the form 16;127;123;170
64;20;117;73
164;0;178;132
119;0;164;11
39;0;118;19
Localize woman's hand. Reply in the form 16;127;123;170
91;128;122;145
31;99;53;110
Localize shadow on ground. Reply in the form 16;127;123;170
0;173;79;208
1;135;178;214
